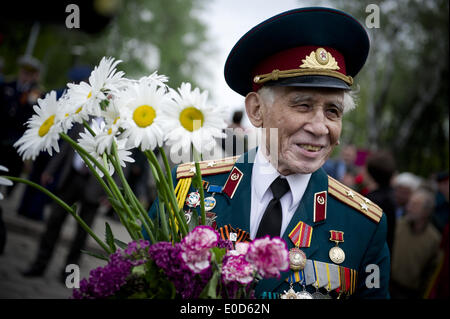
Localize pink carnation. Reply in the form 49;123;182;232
222;255;255;285
246;236;289;278
226;242;250;257
180;226;219;273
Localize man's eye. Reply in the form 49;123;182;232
295;104;309;110
327;108;342;118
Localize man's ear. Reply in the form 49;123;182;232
245;92;264;127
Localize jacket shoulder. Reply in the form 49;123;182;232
327;175;383;223
176;155;240;179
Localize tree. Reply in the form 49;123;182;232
328;0;449;177
0;0;211;92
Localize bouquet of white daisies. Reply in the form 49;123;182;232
3;57;229;253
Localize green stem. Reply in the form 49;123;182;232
4;176;111;254
159;147;174;190
109;142;154;241
60;132;139;240
82;119;96;137
147;158;171;242
145;150;188;237
192;147;206;225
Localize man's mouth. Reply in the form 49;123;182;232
297;144;322;152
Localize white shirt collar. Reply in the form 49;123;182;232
253;148;311;210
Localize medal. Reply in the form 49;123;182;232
329;230;345;264
281;287;302;299
200;212;217;228
282;269;313;299
289;247;307;271
185;191;200;208
184;211;192;224
329;246;345;264
204;197;216;211
288;221;312;271
204;185;222;212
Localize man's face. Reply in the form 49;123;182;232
260;86;344;175
405;192;428;222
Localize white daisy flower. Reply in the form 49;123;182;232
100;98;123;140
14;91;64;161
117;79;168;151
138;71;169;88
57;91;78;132
163;82;228;156
0;165;13;200
66;56;124;117
77;119;134;177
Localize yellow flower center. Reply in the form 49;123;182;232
179;107;204;132
113;116;120;125
108;128;113;135
76;106;83;114
65;113;69;117
133;105;156;128
87;91;92;99
38;115;55;137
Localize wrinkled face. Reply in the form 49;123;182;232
259;87;344;175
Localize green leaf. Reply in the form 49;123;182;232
104;222;117;252
211;247;227;264
114;239;128;249
80;249;109;261
199;271;220;299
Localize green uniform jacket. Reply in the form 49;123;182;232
147;148;390;299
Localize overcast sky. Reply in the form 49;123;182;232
198;0;333;126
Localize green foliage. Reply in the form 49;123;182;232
329;0;449;177
0;0;210;93
105;222;117;252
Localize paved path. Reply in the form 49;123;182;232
0;183;132;299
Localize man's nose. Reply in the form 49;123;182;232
303;109;329;136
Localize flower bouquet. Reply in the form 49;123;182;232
1;57;289;299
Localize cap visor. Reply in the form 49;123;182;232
265;75;350;90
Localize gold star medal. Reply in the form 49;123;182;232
329;230;345;264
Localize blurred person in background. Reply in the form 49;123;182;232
221;110;248;157
392;172;422;220
390;187;441;298
431;171;449;234
362;150;397;253
0;55;43;194
322;144;358;188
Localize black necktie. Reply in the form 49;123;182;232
256;176;290;238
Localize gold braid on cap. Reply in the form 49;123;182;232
253;48;354;86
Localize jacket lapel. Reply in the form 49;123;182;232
215;149;257;232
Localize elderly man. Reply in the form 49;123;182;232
148;7;389;299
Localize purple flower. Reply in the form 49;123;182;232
148;241;212;298
180;226;219;273
222;254;255;285
245;236;289;278
72;251;133;299
71;240;151;299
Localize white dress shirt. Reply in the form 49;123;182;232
250;148;312;239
